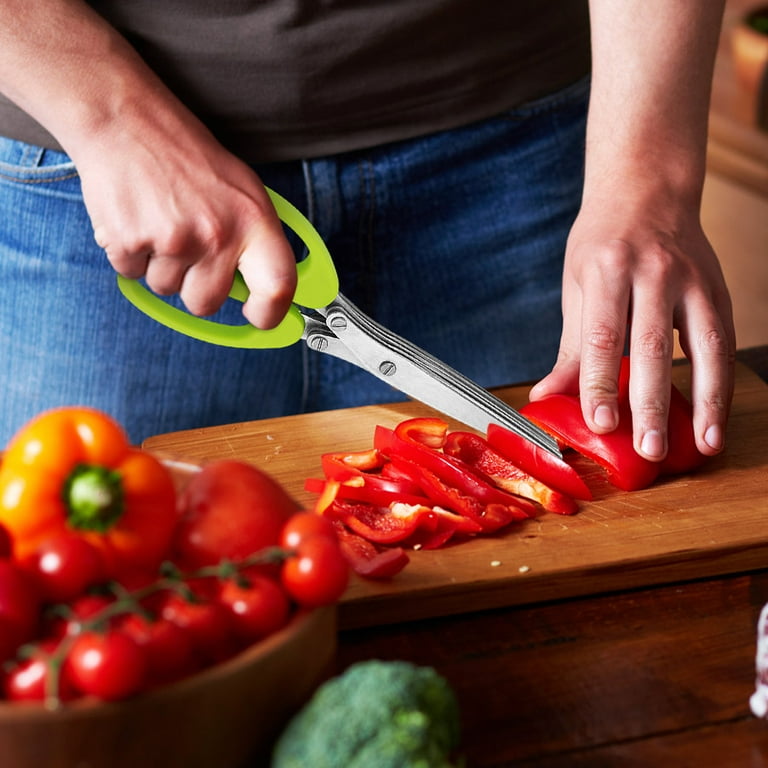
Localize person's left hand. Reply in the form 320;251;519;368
530;182;736;462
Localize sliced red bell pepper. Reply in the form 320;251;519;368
320;448;385;482
443;431;578;515
387;455;528;533
486;423;593;500
331;521;410;579
375;420;538;519
305;476;431;511
322;498;438;544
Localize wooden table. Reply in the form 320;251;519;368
145;348;768;767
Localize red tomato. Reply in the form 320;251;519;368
281;536;349;608
173;460;300;569
3;640;78;703
65;630;147;702
0;560;41;655
23;534;106;604
48;593;113;639
279;512;338;551
119;612;199;686
0;522;12;559
160;590;238;663
217;574;291;643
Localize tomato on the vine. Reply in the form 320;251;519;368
65;629;147;702
48;593;114;640
173;460;299;569
0;522;12;559
281;536;349;608
23;534;106;604
2;640;78;703
118;612;199;686
160;588;238;663
0;560;41;657
217;573;291;643
279;512;338;551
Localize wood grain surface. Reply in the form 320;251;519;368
144;363;768;630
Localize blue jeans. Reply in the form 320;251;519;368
0;77;587;446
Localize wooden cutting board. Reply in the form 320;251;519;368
144;363;768;630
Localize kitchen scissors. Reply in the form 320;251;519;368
117;187;562;457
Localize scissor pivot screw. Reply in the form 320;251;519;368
328;314;347;331
308;335;329;352
379;361;397;377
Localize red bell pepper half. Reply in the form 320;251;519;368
443;431;578;515
518;357;706;492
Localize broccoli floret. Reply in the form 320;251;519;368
270;659;462;768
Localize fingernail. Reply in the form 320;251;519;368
641;430;664;459
594;405;616;430
704;424;723;451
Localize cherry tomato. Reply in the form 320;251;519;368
2;640;78;703
0;560;41;655
48;593;114;639
217;573;291;643
281;536;349;608
173;460;300;569
23;534;106;604
279;512;338;550
160;590;238;664
65;629;147;702
0;522;12;558
119;612;199;686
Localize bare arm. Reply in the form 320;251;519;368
0;0;297;327
531;0;735;461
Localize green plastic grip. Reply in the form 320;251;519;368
116;187;339;349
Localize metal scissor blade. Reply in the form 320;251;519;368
305;294;562;458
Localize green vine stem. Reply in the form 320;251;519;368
13;545;295;710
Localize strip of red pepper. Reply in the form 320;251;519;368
443;431;578;515
518;357;706;492
374;420;537;529
330;521;410;579
385;455;527;533
309;444;488;552
305;475;440;544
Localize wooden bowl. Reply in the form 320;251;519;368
0;603;336;768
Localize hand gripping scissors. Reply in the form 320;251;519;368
117;188;562;458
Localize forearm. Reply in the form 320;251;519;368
0;0;196;162
0;0;298;330
585;0;725;204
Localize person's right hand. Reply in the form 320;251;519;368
76;110;298;330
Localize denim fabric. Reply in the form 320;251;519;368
0;77;587;446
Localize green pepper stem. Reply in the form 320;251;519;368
63;464;125;532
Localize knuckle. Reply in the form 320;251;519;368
586;323;624;355
634;395;668;419
696;328;730;357
700;391;729;417
641;243;677;281
582;372;619;399
592;240;633;271
634;329;671;360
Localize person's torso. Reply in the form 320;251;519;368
0;0;591;161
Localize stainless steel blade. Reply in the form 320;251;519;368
305;295;562;458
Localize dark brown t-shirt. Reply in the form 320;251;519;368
0;0;590;162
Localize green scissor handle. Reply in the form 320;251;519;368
116;187;340;348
